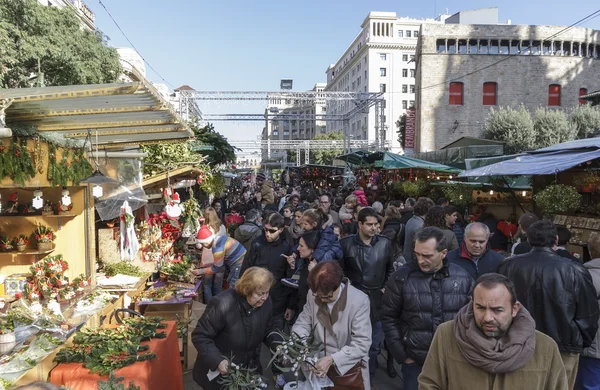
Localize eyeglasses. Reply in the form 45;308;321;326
253;291;269;298
265;228;279;234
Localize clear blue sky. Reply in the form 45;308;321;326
87;0;600;141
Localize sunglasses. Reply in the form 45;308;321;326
265;228;280;234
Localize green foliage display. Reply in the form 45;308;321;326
103;261;144;278
5;138;36;185
140;142;208;178
533;107;577;149
0;0;121;88
401;180;429;197
309;131;344;165
442;184;474;207
396;113;406;148
200;172;225;196
570;104;600;139
192;123;239;166
98;372;141;390
534;184;582;214
483;105;535;154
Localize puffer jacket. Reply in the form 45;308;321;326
192;289;279;390
583;258;600;359
498;247;600;354
381;261;474;365
260;180;274;204
233;222;262;251
340;234;395;321
354;189;368;206
313;225;343;262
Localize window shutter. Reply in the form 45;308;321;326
579;88;588;105
548;84;561;106
483;82;497;106
449;82;463;105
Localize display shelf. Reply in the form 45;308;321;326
0;213;76;230
0;249;54;262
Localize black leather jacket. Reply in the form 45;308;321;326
340;234;395;321
498;247;600;354
381;262;474;364
192;289;279;390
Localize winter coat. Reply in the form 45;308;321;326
441;227;459;251
233;222;262;251
403;215;424;264
191;289;279;390
446;243;505;280
583;258;600;359
292;279;372;390
381;262;474;364
419;321;568;390
239;234;294;315
340;234;395;321
338;205;355;221
329;209;341;225
260;181;274;204
353;190;368;206
498;247;600;354
313;225;343;262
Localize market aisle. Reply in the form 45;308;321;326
182;347;403;389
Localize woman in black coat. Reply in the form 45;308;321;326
192;267;280;390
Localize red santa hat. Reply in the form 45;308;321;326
196;225;215;244
8;192;17;202
172;192;180;203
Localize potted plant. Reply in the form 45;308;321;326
573;170;600;193
12;235;29;252
534;184;582;215
31;225;56;251
0;237;13;252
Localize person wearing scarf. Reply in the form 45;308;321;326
419;273;568;390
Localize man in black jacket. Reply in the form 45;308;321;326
239;212;294;331
381;227;474;390
498;219;600;389
340;207;395;381
446;222;504;280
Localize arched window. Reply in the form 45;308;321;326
483;82;498;106
548;84;561;106
580;88;588;105
449;82;464;105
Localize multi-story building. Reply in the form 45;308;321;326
262;83;327;142
324;12;449;153
415;9;600;152
36;0;95;30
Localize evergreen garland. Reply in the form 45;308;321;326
98;372;141;390
7;138;36;185
71;147;93;183
47;144;93;186
0;143;7;179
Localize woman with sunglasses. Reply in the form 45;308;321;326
292;260;372;390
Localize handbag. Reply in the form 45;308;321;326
323;325;365;390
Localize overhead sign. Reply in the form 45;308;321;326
404;108;416;149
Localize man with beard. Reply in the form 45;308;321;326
419;273;568;390
319;194;340;225
382;227;473;390
239;212;294;331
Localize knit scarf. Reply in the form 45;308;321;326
288;220;304;240
454;303;536;374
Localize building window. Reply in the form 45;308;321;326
283;130;290;136
414;31;419;37
449;82;464;105
409;100;415;108
402;69;408;77
548;84;561;106
580;88;588;105
410;69;415;77
380;84;386;93
458;40;468;54
380;53;387;60
437;39;446;53
500;40;509;55
402;84;408;93
273;130;279;136
397;30;403;37
406;30;412;38
380;68;387;76
402;54;408;61
402;100;407;109
479;41;488;54
410;85;415;93
483;82;497;106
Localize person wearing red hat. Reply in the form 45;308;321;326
193;225;247;291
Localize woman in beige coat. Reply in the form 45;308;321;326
292;260;372;389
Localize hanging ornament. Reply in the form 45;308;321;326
120;200;140;261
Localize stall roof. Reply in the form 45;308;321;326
1;81;193;148
335;149;372;166
440;136;504;150
459;149;600;177
370;152;461;173
533;136;600;153
142;166;204;190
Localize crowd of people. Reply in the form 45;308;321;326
190;173;600;390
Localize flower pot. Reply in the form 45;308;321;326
16;244;26;252
37;242;53;251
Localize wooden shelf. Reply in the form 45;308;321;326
44;214;76;218
0;249;54;262
0;214;76;218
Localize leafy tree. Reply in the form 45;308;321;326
140;142;208;178
570;104;600;139
395;114;406;148
533;107;577;149
192;123;239;166
310;131;344;165
0;0;121;88
483;106;535;154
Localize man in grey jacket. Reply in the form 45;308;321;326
233;209;262;251
403;197;434;265
577;233;600;389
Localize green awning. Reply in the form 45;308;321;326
372;152;461;173
335;149;372;166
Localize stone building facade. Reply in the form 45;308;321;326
415;24;600;153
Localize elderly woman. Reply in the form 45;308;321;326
192;267;279;390
292;260;372;390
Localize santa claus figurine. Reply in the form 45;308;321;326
5;192;18;214
165;191;182;220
